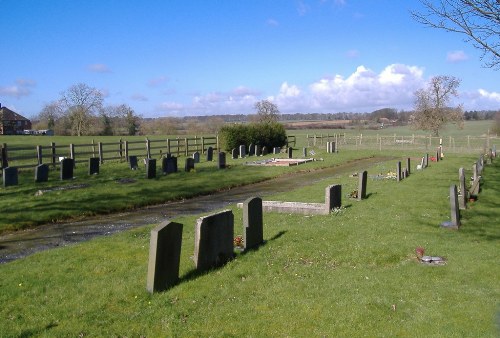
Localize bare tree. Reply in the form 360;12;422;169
254;100;280;124
38;101;63;130
411;0;500;69
410;75;464;136
60;83;103;136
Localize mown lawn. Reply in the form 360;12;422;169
0;151;498;337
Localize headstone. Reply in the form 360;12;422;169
146;221;183;293
325;184;342;211
406;158;411;175
326;142;330;153
418;157;424;170
472;163;478;181
303;147;307;158
217;152;226;169
331;141;336;153
129;155;138;170
193;151;200;164
255;145;261;156
185;158;195;172
424;153;429;168
146;158;156;179
60;158;74;180
194;209;234;271
88;157;99;175
493;145;497;157
458;167;467;210
396;161;402;182
239;145;246;158
441;185;460;229
3;167;18;187
273;147;281;154
163;156;177;174
243;197;263;250
35;164;49;183
357;170;367;201
287;147;293;159
262;146;268;156
248;144;255;157
436;150;440;162
206;147;213;162
232;148;238;160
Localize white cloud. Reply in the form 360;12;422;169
447;50;468;63
0;79;36;98
87;63;112;73
460;89;500;110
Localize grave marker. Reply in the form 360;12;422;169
248;144;255;156
239;145;246;158
303;147;307;158
255;145;262;156
458;167;467;210
406;158;411;175
325;184;342;211
232;148;238;159
129;155;138;170
146;221;183;293
243;197;264;250
441;185;460;229
396;161;402;182
357;170;367;201
3;167;18;187
88;157;99;175
185;158;195;172
218;152;226;169
262;146;268;156
194;210;234;271
206;146;213;162
35;164;49;183
424;153;429;168
60;158;74;180
273;147;281;154
193;151;200;164
287;147;293;159
146;158;156;179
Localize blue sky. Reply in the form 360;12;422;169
1;0;498;118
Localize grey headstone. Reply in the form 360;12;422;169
248;144;255;156
218;152;226;169
424;154;429;168
302;147;307;158
161;156;168;174
441;185;460;228
146;221;183;293
255;145;262;156
326;142;330;153
331;141;336;153
193;151;200;164
262;146;268;156
472;163;478;181
273;147;281;154
493;145;497;157
325;184;341;211
436;150;440;162
357;170;367;201
419;157;424;170
396;161;402;182
129;155;138;170
3;167;18;187
88;157;99;175
35;164;49;183
163;156;177;174
206;147;213;162
243;197;263;250
458;167;467;210
287;147;293;159
406;158;411;175
194;209;234;271
185;158;195;172
146;158;156;179
232;148;239;159
239;145;246;158
60;158;74;180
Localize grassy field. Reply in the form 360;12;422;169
0;149;498;336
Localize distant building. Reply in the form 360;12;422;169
0;103;32;135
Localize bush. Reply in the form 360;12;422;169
219;122;287;151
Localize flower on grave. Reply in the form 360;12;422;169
234;235;244;248
415;247;425;259
348;190;358;198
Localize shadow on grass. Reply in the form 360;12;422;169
173;230;287;290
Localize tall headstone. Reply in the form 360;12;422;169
326;142;331;153
88;157;99;175
217;152;226;169
493;144;497;158
472;163;478;181
248;144;255;157
357;170;367;201
194;210;234;271
325;184;342;211
424;153;429;168
436;150;440;162
193;151;200;164
331;141;336;153
303;147;307;158
146;221;183;293
185;158;195;172
396;161;402;182
239;145;246;158
146;158;156;179
243;197;263;250
35;164;49;183
441;185;460;229
129;155;138;170
458;167;467;210
406;157;411;175
206;146;213;162
231;148;238;160
3;167;18;187
60;158;74;180
262;146;268;156
287;147;293;159
255;145;261;156
163;156;177;174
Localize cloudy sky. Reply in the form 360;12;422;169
1;0;499;118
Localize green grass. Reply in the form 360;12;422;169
0;151;498;336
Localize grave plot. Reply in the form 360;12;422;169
245;158;313;167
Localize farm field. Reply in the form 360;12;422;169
0;150;498;336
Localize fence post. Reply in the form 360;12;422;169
51;142;56;168
202;136;205;154
124;141;129;162
184;138;188;156
216;134;219;151
167;138;171;155
92;139;96;158
1;143;8;168
37;145;43;165
146;138;151;158
119;138;123;160
70;144;76;167
99;142;104;163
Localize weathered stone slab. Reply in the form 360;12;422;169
424;153;429;168
146;158;156;179
303;147;307;158
441;185;460;229
3;167;18;187
239;145;246;158
88;157;99;175
194;210;234;271
396;161;402;182
193;151;200;163
206;146;213;161
357;170;367;201
255;145;261;156
185;158;194;172
406;157;411;175
35;164;49;183
248;144;255;156
458;167;467;210
325;184;341;211
129;155;138;170
146;221;183;293
232;148;238;159
217;152;226;169
60;158;74;180
243;197;263;250
273;147;281;154
163;156;177;174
